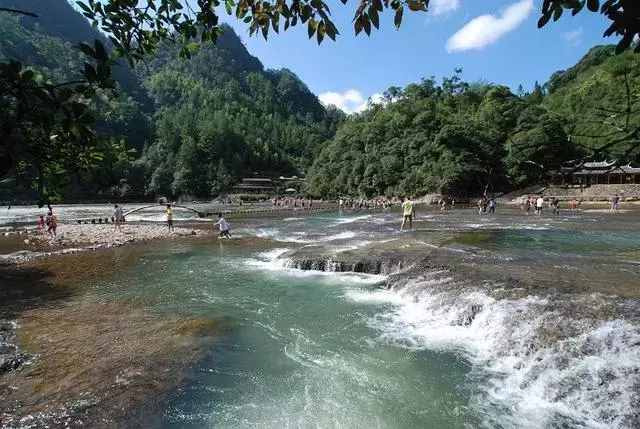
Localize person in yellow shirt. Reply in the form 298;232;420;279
400;196;414;231
166;204;174;232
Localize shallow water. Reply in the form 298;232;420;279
3;207;640;428
0;202;273;228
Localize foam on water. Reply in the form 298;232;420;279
247;227;359;244
319;231;357;241
346;275;640;428
332;214;372;225
247;228;313;243
243;248;386;285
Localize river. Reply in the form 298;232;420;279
1;207;639;428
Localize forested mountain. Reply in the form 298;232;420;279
0;0;342;201
307;47;640;198
139;28;343;197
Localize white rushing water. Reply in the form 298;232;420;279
345;272;640;429
244;245;640;428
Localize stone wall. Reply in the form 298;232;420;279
543;184;640;201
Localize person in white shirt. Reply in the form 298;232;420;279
215;213;231;239
536;197;544;215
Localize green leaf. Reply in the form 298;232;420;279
407;0;426;12
78;42;95;58
186;41;200;54
83;63;97;82
355;15;363;35
363;14;371;36
76;1;92;14
537;11;552;28
369;7;379;29
308;18;317;38
394;7;403;29
317;27;324;44
94;40;108;61
552;6;563;21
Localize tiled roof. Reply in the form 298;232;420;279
582;160;617;169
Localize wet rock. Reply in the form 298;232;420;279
286;258;389;274
0;320;28;375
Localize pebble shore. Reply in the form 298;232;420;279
1;224;207;264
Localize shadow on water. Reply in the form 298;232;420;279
0;245;222;428
0;263;77;318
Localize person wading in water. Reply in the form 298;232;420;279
214;213;231;239
401;197;415;231
166;204;174;232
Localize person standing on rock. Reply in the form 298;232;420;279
401;197;414;231
166;204;174;232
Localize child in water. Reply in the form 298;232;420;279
37;215;45;234
214;213;231;239
46;210;57;237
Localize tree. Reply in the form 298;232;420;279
505;106;576;186
0;47;114;202
544;49;640;162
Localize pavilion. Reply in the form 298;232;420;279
550;160;640;186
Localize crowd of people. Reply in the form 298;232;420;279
27;192;628;243
338;197;395;210
272;197;316;209
476;196;497;215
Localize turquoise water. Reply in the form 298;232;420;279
84;209;640;428
103;243;475;428
5;207;640;428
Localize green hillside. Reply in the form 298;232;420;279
140;28;343;197
0;0;342;201
307;48;640;198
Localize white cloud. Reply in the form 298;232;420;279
563;27;583;46
430;0;460;16
446;0;533;52
318;90;383;114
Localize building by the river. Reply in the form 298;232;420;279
550;160;640;186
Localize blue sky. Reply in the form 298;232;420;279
220;0;612;113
